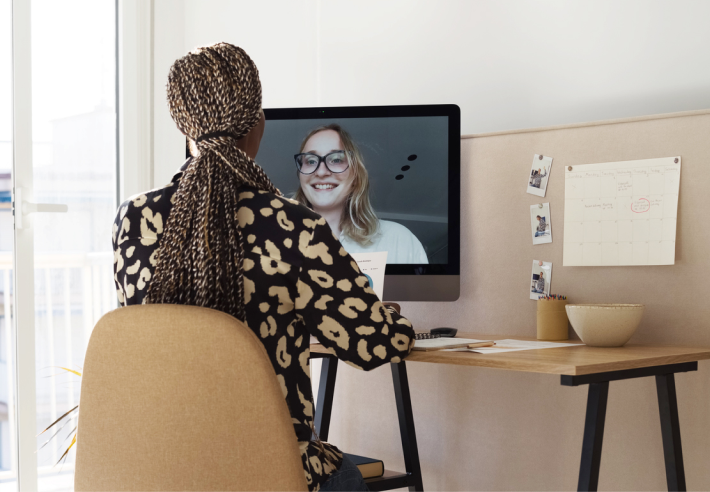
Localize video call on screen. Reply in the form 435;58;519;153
255;116;449;264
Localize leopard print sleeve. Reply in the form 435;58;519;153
296;217;416;371
113;187;174;307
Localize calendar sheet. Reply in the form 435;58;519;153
563;157;680;266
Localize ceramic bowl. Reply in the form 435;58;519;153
565;304;645;347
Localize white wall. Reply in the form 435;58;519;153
153;0;710;184
151;1;710;490
184;0;710;133
316;0;710;129
154;0;321;185
153;0;187;188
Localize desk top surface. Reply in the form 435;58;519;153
311;333;710;375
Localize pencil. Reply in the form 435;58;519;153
467;341;496;348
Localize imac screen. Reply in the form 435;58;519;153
257;109;455;272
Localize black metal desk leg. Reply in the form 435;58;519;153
314;356;338;441
578;381;609;492
656;373;686;491
392;361;424;492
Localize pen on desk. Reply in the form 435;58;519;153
467;341;496;348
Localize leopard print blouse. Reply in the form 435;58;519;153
112;160;416;491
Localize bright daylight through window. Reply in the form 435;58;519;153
0;1;117;491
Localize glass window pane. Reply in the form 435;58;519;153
0;0;18;489
30;1;116;490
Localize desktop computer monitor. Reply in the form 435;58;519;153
258;104;460;302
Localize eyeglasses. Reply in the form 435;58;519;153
294;151;351;175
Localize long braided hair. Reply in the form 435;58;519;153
145;43;279;321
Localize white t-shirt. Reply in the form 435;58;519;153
339;219;429;264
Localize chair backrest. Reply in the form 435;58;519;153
75;304;307;492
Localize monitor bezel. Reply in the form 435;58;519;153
263;104;460;277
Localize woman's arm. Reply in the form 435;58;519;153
296;218;415;371
112;203;128;305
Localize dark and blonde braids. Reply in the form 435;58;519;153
145;43;279;321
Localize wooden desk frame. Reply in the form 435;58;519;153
312;353;424;492
313;352;697;492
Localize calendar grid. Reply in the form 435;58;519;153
563;157;681;266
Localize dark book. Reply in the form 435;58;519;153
344;453;385;479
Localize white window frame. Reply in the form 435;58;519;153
11;1;141;489
12;0;39;488
118;0;155;201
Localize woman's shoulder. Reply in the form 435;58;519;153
378;219;418;238
113;184;178;250
116;157;194;217
115;181;179;225
237;187;324;225
236;188;331;266
371;220;428;263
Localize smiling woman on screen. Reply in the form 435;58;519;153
293;124;428;264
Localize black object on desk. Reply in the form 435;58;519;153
430;327;457;337
414;332;440;340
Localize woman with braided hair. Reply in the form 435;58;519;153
112;43;415;491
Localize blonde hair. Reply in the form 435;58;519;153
294;124;378;245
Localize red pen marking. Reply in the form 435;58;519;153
631;198;650;213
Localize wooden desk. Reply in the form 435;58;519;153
311;336;710;492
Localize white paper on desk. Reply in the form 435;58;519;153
414;338;489;350
563;156;681;266
350;251;388;301
446;339;583;354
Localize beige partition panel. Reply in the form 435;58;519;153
320;109;710;492
443;108;710;343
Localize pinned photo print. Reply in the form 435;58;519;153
530;260;552;300
530;203;552;245
527;154;553;197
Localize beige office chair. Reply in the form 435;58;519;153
75;304;307;492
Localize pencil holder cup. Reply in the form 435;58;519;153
537;299;569;341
